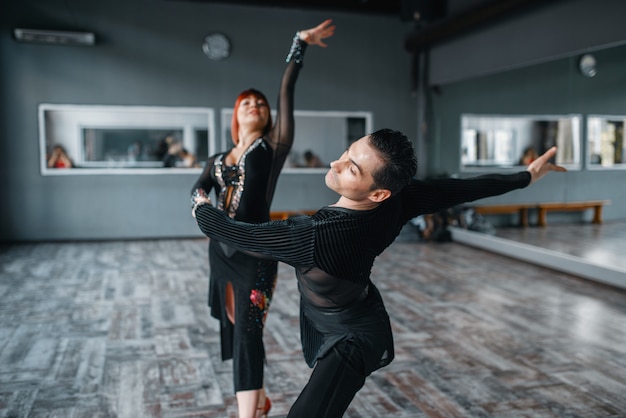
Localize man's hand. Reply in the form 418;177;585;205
527;146;567;184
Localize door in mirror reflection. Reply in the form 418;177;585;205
587;116;625;168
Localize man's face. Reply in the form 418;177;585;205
325;135;385;202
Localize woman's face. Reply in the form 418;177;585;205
236;94;269;131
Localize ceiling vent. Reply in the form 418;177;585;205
13;29;96;46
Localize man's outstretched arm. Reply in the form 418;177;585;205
401;146;567;220
193;201;315;267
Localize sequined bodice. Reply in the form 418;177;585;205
207;138;273;222
221;165;241;186
191;40;303;225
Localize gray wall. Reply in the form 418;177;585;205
0;0;416;241
429;0;626;85
422;0;626;222
2;0;626;242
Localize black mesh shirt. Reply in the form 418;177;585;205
194;171;531;372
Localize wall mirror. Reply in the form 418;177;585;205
220;109;373;173
40;104;215;175
587;115;625;169
461;114;582;171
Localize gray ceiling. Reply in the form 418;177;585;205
173;0;563;51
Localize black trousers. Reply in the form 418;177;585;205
287;339;367;418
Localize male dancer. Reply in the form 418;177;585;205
192;128;566;417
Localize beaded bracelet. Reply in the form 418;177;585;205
191;188;211;212
191;189;211;218
191;188;207;208
286;32;307;64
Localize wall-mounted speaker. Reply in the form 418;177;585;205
13;29;96;46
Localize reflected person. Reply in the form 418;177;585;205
519;146;538;165
47;144;73;168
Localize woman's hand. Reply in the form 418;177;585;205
526;146;567;184
191;189;212;218
298;19;336;47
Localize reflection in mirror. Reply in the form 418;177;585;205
220;109;372;172
40;104;214;175
461;114;581;170
587;116;625;168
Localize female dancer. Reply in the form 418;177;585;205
191;19;335;418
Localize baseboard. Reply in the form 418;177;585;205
450;227;626;290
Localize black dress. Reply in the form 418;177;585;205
191;35;307;392
194;172;532;376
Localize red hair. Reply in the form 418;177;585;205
231;88;273;145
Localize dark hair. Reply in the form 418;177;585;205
368;129;417;195
231;88;273;145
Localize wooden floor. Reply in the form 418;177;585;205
493;220;626;271
1;224;625;417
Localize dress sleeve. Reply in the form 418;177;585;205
194;203;315;267
190;156;217;196
264;34;308;203
401;171;532;220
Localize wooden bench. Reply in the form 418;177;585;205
536;200;610;227
270;210;317;220
473;204;535;227
473;200;611;227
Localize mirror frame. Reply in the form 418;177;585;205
220;109;373;173
39;104;215;175
460;113;582;172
